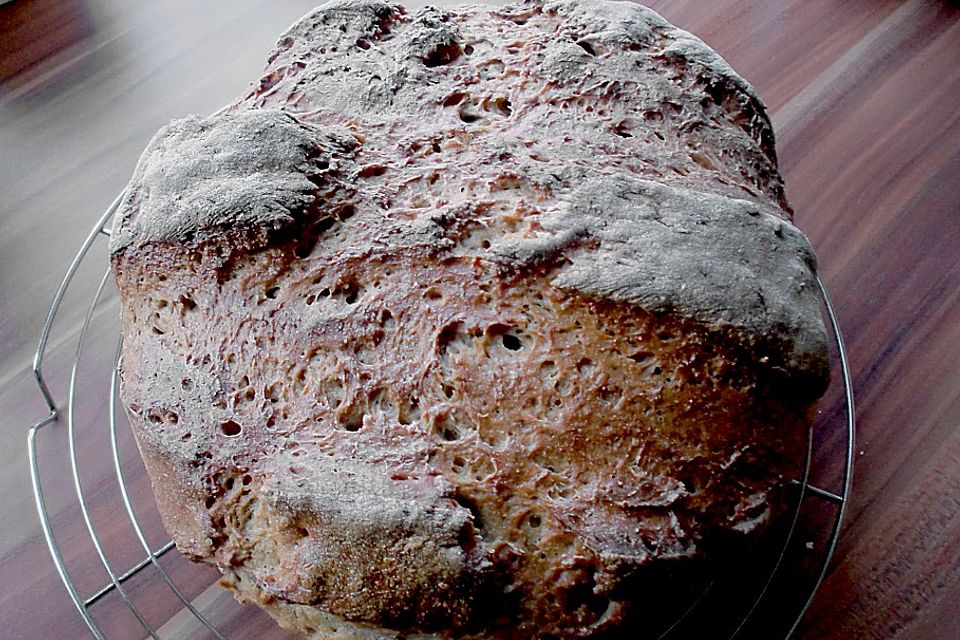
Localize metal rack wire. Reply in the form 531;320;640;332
26;191;855;639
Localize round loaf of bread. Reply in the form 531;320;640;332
111;1;829;637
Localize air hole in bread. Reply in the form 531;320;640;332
442;91;467;107
339;404;364;431
538;360;557;382
437;321;467;359
458;101;482;123
358;164;387;178
486;96;512;117
437;414;460;441
315;217;336;235
500;333;523;351
454;491;484;532
488;323;524;352
423;43;462;67
265;382;283;402
220;420;242;437
575;357;594;373
318;375;345;409
398;396;420;426
613;120;634;138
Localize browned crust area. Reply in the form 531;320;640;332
111;1;827;637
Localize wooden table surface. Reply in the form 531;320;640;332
1;1;958;639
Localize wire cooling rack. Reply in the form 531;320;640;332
26;191;855;639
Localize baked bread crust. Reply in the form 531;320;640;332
111;1;829;637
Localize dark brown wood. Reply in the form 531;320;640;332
1;1;958;638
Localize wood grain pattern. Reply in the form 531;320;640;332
1;1;958;638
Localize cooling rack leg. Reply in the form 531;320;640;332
29;426;109;640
